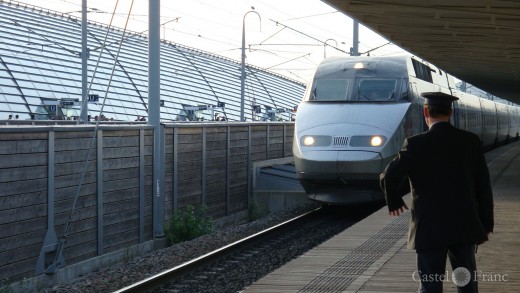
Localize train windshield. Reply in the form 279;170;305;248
309;79;352;101
357;79;398;101
307;78;400;102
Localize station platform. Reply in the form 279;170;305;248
243;140;520;292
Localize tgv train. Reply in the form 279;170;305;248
293;55;520;205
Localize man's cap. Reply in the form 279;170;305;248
421;92;459;106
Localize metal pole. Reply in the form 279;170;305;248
239;18;247;122
239;11;261;122
149;0;164;238
80;0;88;122
352;19;359;56
324;38;338;59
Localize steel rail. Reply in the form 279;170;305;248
113;207;321;293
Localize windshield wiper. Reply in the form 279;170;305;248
358;92;374;101
311;88;317;100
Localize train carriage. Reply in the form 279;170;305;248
510;105;520;140
479;98;500;147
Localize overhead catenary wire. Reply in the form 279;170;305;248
266;53;311;70
283;11;339;21
54;0;352;73
13;20;78;56
57;0;353;83
361;42;392;55
38;0;406;83
269;19;349;55
258;27;286;45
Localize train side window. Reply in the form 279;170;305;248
411;59;433;83
400;79;409;101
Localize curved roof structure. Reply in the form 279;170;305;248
323;0;520;104
0;1;305;122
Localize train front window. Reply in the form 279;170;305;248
308;78;352;101
357;79;398;101
307;78;403;102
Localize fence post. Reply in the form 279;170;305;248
35;131;63;274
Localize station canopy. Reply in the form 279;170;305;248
323;0;520;104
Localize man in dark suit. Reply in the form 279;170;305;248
380;92;494;293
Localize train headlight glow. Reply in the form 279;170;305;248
300;135;332;146
350;135;386;147
354;62;364;69
370;136;383;147
303;136;315;146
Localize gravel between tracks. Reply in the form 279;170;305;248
41;202;320;293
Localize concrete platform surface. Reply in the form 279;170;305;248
242;140;520;292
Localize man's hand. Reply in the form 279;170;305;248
389;203;408;216
478;232;492;245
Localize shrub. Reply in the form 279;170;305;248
248;201;268;221
165;205;213;245
0;279;13;293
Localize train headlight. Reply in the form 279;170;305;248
370;136;383;147
350;135;386;147
300;135;332;146
303;136;315;146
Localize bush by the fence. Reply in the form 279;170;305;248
165;205;213;245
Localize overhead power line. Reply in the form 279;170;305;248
269;19;349;55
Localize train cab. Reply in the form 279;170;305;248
293;56;419;204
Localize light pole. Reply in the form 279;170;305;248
324;38;338;58
80;0;88;123
239;10;261;122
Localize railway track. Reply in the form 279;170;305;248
114;203;382;293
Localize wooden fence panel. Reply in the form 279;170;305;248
205;126;228;218
0;122;294;283
164;127;174;221
101;130;142;254
227;126;250;214
268;125;285;159
143;129;154;241
176;127;203;208
0;131;49;280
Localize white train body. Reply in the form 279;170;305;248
293;55;520;205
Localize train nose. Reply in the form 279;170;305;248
337;150;383;181
293;103;410;182
294;150;383;180
294;123;393;182
295;149;385;205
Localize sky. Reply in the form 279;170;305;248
16;0;405;84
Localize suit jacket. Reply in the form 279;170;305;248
380;122;494;250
